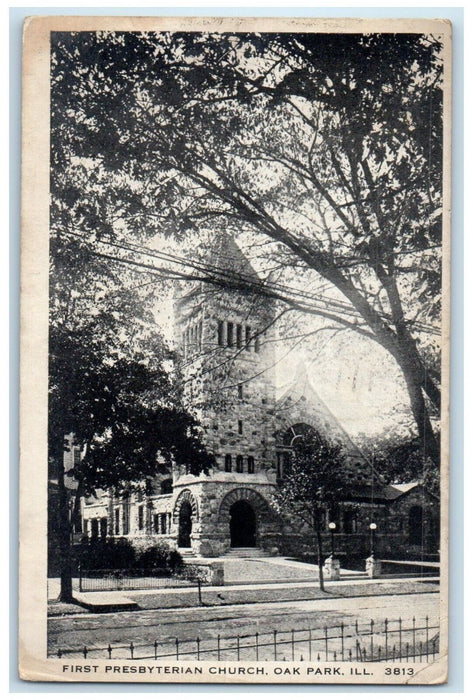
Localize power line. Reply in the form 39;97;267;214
57;229;441;337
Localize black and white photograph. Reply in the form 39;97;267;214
19;15;451;684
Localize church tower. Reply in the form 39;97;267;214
171;234;280;555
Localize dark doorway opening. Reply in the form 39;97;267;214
178;501;192;548
408;505;423;546
230;500;256;547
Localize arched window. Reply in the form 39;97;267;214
276;451;291;480
236;455;244;473
225;454;232;472
281;423;321;448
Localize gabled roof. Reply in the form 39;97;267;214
343;482;421;503
275;360;386;486
276;360;366;458
391;482;419;494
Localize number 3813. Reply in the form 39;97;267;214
384;667;414;676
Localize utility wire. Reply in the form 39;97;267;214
59;229;441;337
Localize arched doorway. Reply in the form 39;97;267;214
230;500;256;547
408;505;423;546
178;501;192;548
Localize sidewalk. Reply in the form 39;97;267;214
48;576;439;616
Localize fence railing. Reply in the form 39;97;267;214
79;568;184;592
54;616;439;663
78;565;210;592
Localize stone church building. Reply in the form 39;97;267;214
81;236;439;560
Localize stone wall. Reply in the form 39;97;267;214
174;284;278;480
170;474;280;557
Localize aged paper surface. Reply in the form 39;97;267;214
20;15;451;684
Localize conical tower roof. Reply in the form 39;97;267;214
209;233;260;283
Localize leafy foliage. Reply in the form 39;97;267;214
272;426;347;527
271;426;348;589
49;322;213;494
76;538;137;570
135;541;184;572
365;434;440;498
50;30;444;467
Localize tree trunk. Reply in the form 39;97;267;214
315;528;325;592
402;366;440;468
55;445;74;602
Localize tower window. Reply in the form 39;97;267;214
248;456;255;474
238;420;243;435
238;383;243;399
245;326;251;351
227;322;234;347
236;455;243;473
225;454;232;472
236;324;242;348
217;320;224;346
254;335;260;353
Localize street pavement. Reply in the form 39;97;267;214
49;588;439;661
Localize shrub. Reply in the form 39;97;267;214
168;549;184;573
136;542;171;569
77;538;136;570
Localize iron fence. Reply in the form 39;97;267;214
55;616;439;663
78;567;202;592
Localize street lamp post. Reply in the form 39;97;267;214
369;522;377;557
328;522;336;558
323;521;340;581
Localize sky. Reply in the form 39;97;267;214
152;279;413;443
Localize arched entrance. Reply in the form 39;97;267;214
178;501;192;548
408;505;423;546
230;500;256;547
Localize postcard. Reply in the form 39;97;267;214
20;15;450;684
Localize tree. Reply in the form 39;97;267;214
50;31;444;469
271;426;347;591
359;432;440;499
49;321;213;602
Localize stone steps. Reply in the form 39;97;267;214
179;548;198;560
222;548;270;558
